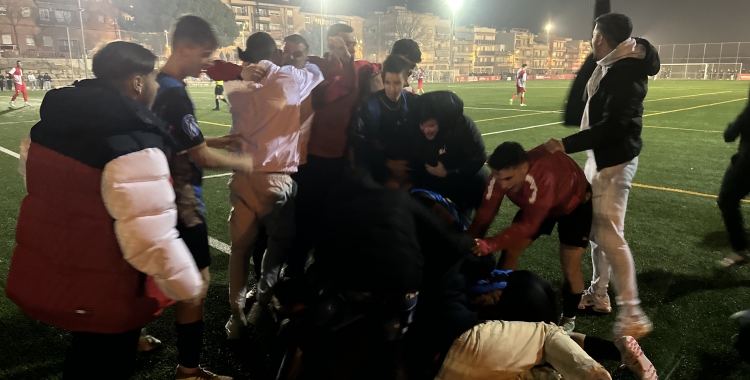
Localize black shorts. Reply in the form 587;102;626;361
214;85;224;96
513;188;593;249
176;218;211;269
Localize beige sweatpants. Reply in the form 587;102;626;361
228;172;296;320
435;321;610;380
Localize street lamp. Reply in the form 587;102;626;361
448;0;463;74
77;0;88;78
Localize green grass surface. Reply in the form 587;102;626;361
1;80;750;379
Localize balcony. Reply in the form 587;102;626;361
474;61;494;67
475;40;495;45
478;51;495;56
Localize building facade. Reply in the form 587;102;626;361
0;0;118;59
221;0;364;59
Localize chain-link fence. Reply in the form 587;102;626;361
655;42;750;79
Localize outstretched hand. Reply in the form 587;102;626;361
544;138;565;153
328;36;352;62
240;64;266;82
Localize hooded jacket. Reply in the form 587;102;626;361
562;37;660;170
7;80;202;334
409;91;487;178
725;85;750;154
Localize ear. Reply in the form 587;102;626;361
131;75;144;95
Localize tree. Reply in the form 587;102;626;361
393;13;428;45
113;0;239;47
299;26;323;57
0;0;36;52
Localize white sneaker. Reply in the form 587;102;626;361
9;101;14;107
614;336;658;380
731;309;750;324
578;289;612;313
559;315;576;333
225;315;245;340
520;103;527;107
24;102;29;107
613;312;653;340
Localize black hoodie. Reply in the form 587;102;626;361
725;85;750;154
408;91;487;179
562;38;661;171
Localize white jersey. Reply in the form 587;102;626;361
516;68;527;88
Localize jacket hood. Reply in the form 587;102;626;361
33;79;166;140
611;37;661;77
410;91;464;141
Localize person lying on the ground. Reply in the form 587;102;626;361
406;90;489;214
463;268;658;380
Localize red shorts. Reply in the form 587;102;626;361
516;86;526;94
418;78;424;89
15;84;26;93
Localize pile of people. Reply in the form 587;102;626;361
6;5;680;380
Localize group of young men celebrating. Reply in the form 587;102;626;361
7;1;669;378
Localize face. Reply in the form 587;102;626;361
17;62;21;68
420;119;439;141
337;32;357;57
133;70;159;109
492;164;528;193
177;44;215;77
383;72;405;102
591;26;606;60
282;41;307;69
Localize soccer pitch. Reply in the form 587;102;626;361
0;79;749;379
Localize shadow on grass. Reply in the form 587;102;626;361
0;312;68;379
0;107;23;117
638;268;750;305
700;229;750;252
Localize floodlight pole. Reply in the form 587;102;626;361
320;0;324;57
77;0;88;78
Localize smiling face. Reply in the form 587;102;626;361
175;43;215;78
282;41;307;69
420;119;439;140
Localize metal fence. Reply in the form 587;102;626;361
656;42;750;75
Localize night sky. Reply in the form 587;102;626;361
300;0;750;45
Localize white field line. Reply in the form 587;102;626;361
466;106;562;113
0;144;233;255
481;121;563;136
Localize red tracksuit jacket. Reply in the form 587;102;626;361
467;145;589;255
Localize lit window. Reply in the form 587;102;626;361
26;35;34;46
2;34;12;45
21;7;31;17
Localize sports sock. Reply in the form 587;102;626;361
562;290;583;318
221;98;228;104
176;320;204;369
583;336;621;362
215;99;220;109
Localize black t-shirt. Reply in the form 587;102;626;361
152;72;206;225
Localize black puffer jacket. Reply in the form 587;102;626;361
408;91;486;179
725;85;750;154
562;38;661;171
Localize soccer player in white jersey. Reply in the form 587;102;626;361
510;63;528;106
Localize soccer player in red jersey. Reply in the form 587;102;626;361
510;63;527;106
8;61;29;107
468;142;592;332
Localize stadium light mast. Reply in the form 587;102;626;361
448;0;463;75
545;23;553;71
320;0;325;57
